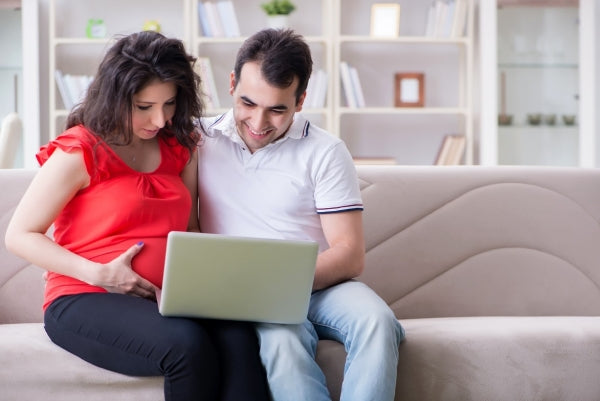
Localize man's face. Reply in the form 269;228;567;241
230;61;305;153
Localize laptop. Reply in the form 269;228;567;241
158;231;319;324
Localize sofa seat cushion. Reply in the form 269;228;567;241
0;323;163;401
3;317;600;401
395;316;600;401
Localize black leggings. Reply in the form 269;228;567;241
44;293;270;401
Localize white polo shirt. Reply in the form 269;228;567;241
197;110;363;252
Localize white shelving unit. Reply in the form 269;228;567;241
479;0;596;167
46;0;477;165
332;0;475;165
48;0;191;140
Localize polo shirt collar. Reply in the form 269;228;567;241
207;110;311;146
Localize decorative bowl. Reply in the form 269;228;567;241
527;113;542;125
498;114;513;126
562;115;576;125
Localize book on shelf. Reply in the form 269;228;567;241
203;2;225;37
198;1;240;38
424;0;468;38
339;61;365;108
353;157;397;165
304;69;328;109
435;134;466;165
197;1;213;36
54;69;72;110
55;70;94;111
216;0;240;37
348;66;366;108
195;57;220;109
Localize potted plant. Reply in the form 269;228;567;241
261;0;295;29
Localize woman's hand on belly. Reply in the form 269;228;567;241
94;242;158;300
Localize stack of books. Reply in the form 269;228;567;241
424;0;469;38
54;70;94;110
339;61;365;108
197;1;241;38
194;57;220;109
303;69;328;109
435;134;466;165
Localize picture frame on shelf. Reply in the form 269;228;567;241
394;72;425;107
370;4;401;38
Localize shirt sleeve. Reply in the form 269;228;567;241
36;126;97;178
314;141;363;214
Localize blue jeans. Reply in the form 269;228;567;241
256;280;405;401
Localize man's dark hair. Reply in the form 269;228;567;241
233;28;313;104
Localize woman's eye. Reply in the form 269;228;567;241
137;105;151;111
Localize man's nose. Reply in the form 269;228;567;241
250;109;268;131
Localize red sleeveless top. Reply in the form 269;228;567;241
37;125;192;310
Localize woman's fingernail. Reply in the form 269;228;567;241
137;241;144;246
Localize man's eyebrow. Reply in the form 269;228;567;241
240;96;256;106
240;95;288;111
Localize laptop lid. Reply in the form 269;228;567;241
158;231;318;324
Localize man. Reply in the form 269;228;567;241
197;28;405;401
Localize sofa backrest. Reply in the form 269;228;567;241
0;169;44;323
3;166;600;324
356;165;600;319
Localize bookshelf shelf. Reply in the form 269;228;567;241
339;35;470;45
334;0;475;165
480;1;595;167
52;38;112;45
338;107;470;115
47;0;475;165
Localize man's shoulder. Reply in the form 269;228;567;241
296;117;342;148
200;112;231;132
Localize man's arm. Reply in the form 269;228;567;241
312;210;365;291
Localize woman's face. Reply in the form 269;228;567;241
131;79;177;140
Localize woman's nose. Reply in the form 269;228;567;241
151;108;166;128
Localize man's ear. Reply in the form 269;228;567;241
229;70;236;95
296;91;307;112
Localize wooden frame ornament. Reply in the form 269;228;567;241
394;73;425;107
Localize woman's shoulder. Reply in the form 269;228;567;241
37;126;99;163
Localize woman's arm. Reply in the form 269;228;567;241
5;149;156;299
182;148;200;232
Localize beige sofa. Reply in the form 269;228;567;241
2;166;600;401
